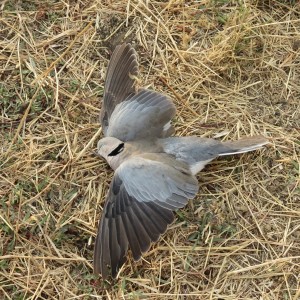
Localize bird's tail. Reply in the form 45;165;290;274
219;135;269;156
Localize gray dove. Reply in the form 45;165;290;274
94;43;268;278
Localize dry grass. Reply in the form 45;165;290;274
1;0;300;299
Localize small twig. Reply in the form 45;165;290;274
30;20;94;86
159;76;199;117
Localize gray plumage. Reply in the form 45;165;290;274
94;43;269;278
106;89;176;141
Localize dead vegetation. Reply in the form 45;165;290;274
0;0;299;299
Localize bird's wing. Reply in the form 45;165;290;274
100;43;176;141
94;154;198;278
106;89;176;141
100;43;138;135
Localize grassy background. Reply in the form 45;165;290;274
1;0;299;299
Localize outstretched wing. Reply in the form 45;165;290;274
106;89;176;141
93;154;199;278
100;43;176;141
101;43;138;135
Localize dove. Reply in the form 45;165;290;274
94;43;269;278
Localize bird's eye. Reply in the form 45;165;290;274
108;143;125;156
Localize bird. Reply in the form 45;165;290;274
93;43;269;279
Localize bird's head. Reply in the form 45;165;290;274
97;137;125;169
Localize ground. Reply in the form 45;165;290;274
0;0;299;299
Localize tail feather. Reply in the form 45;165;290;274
219;135;269;156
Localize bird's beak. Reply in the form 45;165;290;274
92;150;102;158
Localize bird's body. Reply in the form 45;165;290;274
99;135;268;174
94;43;269;278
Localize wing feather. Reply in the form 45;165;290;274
106;89;176;141
94;155;198;278
101;43;138;134
100;43;176;141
